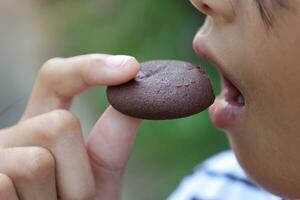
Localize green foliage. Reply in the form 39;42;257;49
53;0;229;199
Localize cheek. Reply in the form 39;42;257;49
241;19;300;136
228;23;300;199
224;6;300;197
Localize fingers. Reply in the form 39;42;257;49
86;106;141;199
0;173;19;200
0;110;95;200
22;54;140;120
0;147;56;200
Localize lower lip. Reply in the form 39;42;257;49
209;78;245;130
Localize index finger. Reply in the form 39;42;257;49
22;54;140;120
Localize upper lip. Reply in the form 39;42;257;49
193;38;244;98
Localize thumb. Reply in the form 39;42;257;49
86;106;141;199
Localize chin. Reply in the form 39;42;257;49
229;135;300;199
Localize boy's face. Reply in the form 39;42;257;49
191;0;300;198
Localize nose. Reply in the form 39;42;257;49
190;0;235;22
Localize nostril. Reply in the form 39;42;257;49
201;3;214;15
191;0;235;22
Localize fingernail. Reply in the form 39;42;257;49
106;55;134;68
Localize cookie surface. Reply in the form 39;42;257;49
107;60;215;120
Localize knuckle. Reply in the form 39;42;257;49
39;57;62;81
21;147;55;181
0;173;14;193
22;110;83;149
17;116;53;147
87;54;105;66
47;109;82;139
41;57;61;72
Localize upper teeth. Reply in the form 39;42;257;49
237;95;245;105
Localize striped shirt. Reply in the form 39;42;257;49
168;151;281;200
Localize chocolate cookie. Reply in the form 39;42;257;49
107;60;215;120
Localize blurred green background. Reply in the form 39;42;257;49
48;0;229;199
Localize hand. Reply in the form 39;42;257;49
0;54;141;200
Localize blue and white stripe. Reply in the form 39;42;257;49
168;151;281;200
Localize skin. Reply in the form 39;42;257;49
191;0;300;199
0;54;141;199
1;0;300;199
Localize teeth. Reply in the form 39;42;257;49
237;95;245;105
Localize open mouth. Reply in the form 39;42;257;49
209;73;245;130
221;76;245;107
194;41;245;130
